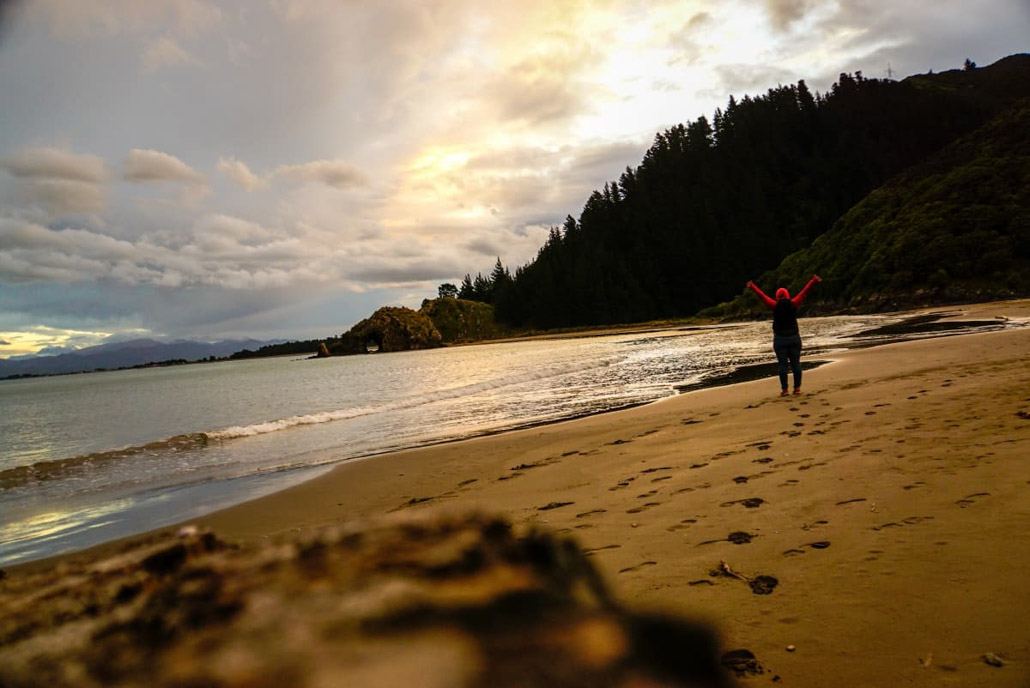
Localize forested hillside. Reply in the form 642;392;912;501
456;54;1030;329
709;100;1030;316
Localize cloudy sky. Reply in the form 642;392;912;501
0;0;1026;355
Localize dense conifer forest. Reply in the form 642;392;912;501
453;54;1030;329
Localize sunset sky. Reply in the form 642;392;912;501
1;0;1027;356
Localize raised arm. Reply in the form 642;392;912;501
747;281;776;308
791;274;822;307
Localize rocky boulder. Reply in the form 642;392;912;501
331;306;443;355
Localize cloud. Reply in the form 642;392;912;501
484;36;599;128
1;147;108;216
0;339;10;346
275;159;369;190
193;213;275;245
713;63;799;94
763;0;817;31
123;148;206;185
0;213;369;293
141;36;196;72
28;0;222;39
2;147;107;183
346;258;466;285
217;157;267;191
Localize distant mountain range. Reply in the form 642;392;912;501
0;338;284;378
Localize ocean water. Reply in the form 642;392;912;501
0;314;1002;566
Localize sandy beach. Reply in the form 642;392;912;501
7;300;1030;686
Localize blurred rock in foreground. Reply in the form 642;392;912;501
0;512;728;688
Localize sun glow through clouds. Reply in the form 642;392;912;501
0;0;1025;343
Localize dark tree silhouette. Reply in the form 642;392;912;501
460;55;1030;330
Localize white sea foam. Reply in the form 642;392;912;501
205;406;379;440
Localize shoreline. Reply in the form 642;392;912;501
6;301;1030;686
8;301;1025;562
4;304;1015;571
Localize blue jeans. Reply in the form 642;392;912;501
773;333;802;390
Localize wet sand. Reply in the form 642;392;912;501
10;300;1030;686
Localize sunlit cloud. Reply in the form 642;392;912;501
217;156;267;191
0;325;122;358
0;0;1025;341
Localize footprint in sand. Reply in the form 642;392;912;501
457;479;478;487
641;466;672;474
728;531;754;544
609;477;637;491
607;439;633;446
402;496;434;507
667;518;698;532
720;497;765;508
902;482;925;490
651;475;672;483
753;457;773;464
836;498;867;506
637;490;659;498
796;462;820;471
956;492;990;507
626;502;661;514
561;450;580;457
778;479;800;487
583;544;621;556
576;509;607;519
537;501;574;511
619;561;657;574
698;531;754;546
733;476;749;484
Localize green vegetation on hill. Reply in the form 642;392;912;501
230;340;322;359
451;54;1030;329
708;100;1030;317
419;298;500;343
